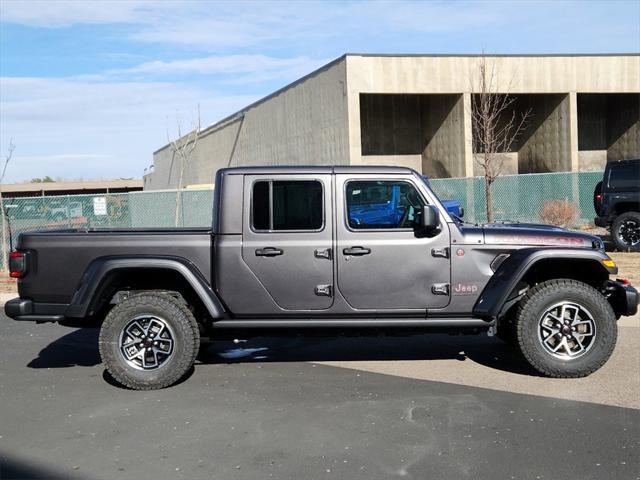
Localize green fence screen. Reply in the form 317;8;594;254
1;171;603;267
429;171;602;224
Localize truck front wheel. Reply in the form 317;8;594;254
515;279;617;378
98;292;200;390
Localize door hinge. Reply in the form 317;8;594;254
314;248;332;260
431;247;450;259
314;284;332;297
431;283;450;295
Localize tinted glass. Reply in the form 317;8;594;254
608;163;640;191
346;180;424;229
252;180;323;231
252;181;270;230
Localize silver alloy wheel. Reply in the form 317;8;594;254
537;302;596;360
618;219;640;246
118;315;175;370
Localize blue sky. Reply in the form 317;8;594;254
1;0;639;183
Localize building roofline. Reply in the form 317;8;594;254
0;179;143;193
153;51;639;155
344;52;639;58
154;54;348;155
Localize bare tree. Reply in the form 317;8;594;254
471;56;530;222
167;105;201;227
0;139;16;269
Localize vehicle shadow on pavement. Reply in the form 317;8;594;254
27;328;101;368
198;334;540;376
26;328;539;377
0;451;86;480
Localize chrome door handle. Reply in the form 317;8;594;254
255;247;283;257
343;246;371;256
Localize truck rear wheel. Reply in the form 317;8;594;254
515;279;617;378
98;292;200;390
612;211;640;252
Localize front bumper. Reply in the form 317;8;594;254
5;298;65;323
606;280;639;318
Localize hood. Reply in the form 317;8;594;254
481;222;602;249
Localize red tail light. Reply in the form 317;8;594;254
9;251;26;278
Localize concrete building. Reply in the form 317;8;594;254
144;54;640;190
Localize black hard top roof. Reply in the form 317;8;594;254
220;165;417;175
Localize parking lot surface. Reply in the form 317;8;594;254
1;313;639;480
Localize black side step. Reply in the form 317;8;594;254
211;318;492;329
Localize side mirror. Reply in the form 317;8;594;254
458;207;465;219
419;205;440;232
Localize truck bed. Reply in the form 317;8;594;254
17;229;213;303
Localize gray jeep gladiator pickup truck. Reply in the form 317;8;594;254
6;166;638;390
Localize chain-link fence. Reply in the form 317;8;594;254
430;171;602;225
0;189;214;268
0;171;603;268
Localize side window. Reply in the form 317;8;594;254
608;164;640;191
252;180;323;231
346;180;424;229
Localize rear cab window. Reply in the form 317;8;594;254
607;162;640;191
252;180;323;231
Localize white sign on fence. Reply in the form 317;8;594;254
93;197;107;216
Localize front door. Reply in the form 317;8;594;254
242;174;334;311
335;174;451;311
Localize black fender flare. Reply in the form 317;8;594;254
65;256;226;319
473;248;616;320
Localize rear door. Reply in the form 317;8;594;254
241;174;334;311
335;174;452;311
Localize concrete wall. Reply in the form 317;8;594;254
421;94;466;178
517;94;571;173
346;55;639;177
145;55;640;188
578;150;608;171
358;93;465;176
146;58;349;189
577;93;640;167
473;152;518;176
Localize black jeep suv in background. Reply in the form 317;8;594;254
594;158;640;251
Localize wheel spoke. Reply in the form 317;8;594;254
122;344;142;361
155;337;173;353
146;319;165;339
124;321;145;340
551;337;566;352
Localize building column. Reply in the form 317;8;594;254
568;92;580;172
462;93;475;177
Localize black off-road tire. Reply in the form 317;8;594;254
515;279;617;378
99;292;200;390
611;211;640;252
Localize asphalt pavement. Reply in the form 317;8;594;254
1;314;639;480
